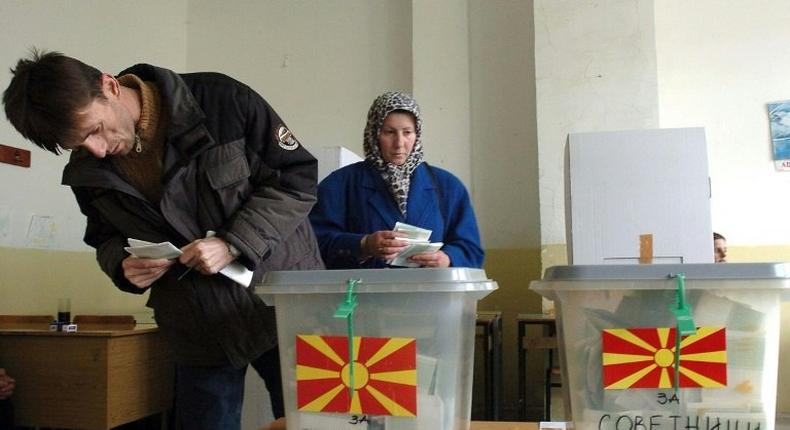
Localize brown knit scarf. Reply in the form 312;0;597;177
112;74;167;204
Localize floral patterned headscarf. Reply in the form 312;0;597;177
363;91;424;215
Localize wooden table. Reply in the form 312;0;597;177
260;418;538;430
0;326;174;430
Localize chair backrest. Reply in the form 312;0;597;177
0;315;53;330
73;314;136;330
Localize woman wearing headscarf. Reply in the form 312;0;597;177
309;91;484;269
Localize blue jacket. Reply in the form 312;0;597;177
310;161;484;269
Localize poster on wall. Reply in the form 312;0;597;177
767;100;790;170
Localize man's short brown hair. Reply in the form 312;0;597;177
3;49;104;154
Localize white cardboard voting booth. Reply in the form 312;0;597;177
318;145;363;182
565;127;714;265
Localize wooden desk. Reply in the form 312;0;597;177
0;326;174;430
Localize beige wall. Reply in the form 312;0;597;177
534;0;659;246
0;248;149;317
655;1;790;245
184;0;413;162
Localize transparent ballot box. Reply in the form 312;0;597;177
531;263;790;430
256;268;497;430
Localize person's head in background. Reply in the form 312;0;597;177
713;232;727;263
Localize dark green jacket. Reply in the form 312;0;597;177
62;64;323;367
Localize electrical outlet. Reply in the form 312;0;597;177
0;144;31;168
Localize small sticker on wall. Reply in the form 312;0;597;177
767;100;790;171
26;215;58;249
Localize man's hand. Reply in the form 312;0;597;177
0;368;15;400
361;230;409;260
122;256;174;289
179;236;236;276
409;250;451;268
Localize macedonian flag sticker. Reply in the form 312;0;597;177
295;334;417;416
602;326;727;389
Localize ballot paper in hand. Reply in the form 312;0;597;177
393;221;432;241
125;234;253;287
388;222;443;268
124;240;181;259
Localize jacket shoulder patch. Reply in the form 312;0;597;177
276;125;299;151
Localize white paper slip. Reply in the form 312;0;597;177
124;240;182;259
127;238;155;247
540;422;573;430
389;241;443;268
219;262;254;288
394;221;432;241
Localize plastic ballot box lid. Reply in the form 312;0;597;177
257;267;496;297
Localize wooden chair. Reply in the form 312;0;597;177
73;314;136;330
0;315;53;330
525;335;562;421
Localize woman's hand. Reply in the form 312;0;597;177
179;236;236;276
409;250;451;268
122;256;175;289
361;230;409;260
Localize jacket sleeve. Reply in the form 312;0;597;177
439;174;485;268
308;169;368;269
72;188;146;294
218;86;319;268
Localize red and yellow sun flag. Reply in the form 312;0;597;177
295;335;417;416
602;326;727;389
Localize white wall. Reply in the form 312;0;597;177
655;0;790;246
534;0;659;245
185;0;412;160
0;0;188;251
412;0;472;185
469;1;539;248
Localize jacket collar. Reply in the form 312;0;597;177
62;150;146;199
118;64;214;163
362;162;437;228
